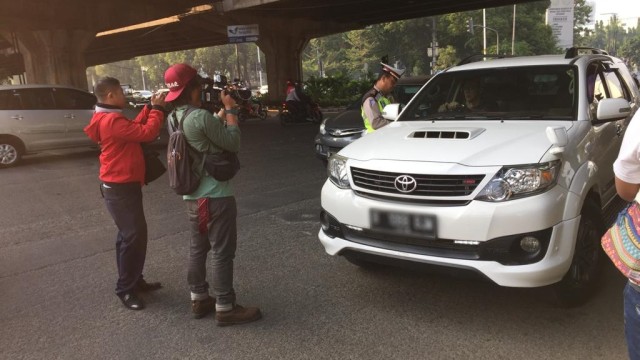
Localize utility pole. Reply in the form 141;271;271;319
256;45;263;87
235;44;241;80
483;9;487;55
431;16;438;75
512;5;516;55
140;66;147;90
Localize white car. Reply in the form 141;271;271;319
319;48;640;306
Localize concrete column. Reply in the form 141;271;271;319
8;30;95;90
257;34;309;103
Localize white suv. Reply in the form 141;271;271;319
319;48;640;306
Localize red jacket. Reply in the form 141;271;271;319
84;104;163;185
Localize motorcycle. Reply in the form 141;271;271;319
237;95;268;122
279;100;323;126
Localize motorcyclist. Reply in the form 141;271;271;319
285;80;310;119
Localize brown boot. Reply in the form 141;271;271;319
191;297;215;319
215;304;262;326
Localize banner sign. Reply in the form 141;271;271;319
546;0;574;49
227;24;259;43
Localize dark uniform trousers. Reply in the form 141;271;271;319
101;182;148;296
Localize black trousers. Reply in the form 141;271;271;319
101;182;148;296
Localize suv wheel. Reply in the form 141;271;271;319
552;201;603;307
0;138;22;168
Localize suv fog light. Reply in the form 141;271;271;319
483;179;511;201
520;236;541;254
320;211;330;232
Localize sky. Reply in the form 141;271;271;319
590;0;640;27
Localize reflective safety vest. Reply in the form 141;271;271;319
361;88;391;133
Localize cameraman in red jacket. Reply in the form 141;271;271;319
84;77;166;310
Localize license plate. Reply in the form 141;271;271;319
370;210;437;238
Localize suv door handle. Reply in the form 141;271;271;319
64;114;75;119
10;115;23;120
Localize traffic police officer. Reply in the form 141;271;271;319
361;62;405;132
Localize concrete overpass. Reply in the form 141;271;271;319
0;0;538;97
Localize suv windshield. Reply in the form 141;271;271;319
401;65;577;121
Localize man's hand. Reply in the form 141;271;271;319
438;101;459;112
151;92;167;108
221;90;237;109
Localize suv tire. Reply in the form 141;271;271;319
0;137;22;168
552;200;604;307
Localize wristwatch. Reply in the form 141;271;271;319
224;108;239;116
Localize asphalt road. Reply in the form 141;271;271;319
0;114;630;360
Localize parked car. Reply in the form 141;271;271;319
319;48;640;306
131;90;153;107
314;76;429;164
0;84;139;167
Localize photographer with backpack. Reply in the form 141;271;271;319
164;63;261;326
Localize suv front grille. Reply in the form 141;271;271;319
351;167;484;197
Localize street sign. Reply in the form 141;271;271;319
227;24;259;43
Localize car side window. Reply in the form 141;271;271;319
603;69;630;101
0;90;22;110
52;88;96;110
15;88;55;110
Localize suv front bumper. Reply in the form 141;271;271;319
319;181;580;288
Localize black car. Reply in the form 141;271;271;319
314;76;430;164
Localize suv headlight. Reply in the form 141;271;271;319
319;119;327;135
476;161;560;202
328;154;351;189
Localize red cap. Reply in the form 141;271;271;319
164;64;197;102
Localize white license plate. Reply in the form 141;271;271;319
370;210;437;238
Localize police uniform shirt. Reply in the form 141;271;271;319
362;85;390;130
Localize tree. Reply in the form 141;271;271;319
573;0;593;46
619;35;640;70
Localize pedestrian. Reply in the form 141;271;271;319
613;109;640;360
84;76;167;310
163;63;261;326
361;62;405;133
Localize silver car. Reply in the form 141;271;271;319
0;84;138;167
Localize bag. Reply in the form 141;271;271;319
167;107;200;195
203;151;240;181
142;145;166;184
601;201;640;282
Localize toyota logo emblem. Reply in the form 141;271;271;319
394;175;417;193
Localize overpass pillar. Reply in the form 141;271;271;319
3;30;95;90
257;33;309;102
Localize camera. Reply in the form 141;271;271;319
200;73;253;113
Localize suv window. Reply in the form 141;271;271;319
14;88;56;110
0;90;21;110
402;65;577;120
603;69;629;100
52;88;96;110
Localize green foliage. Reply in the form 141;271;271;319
304;74;374;107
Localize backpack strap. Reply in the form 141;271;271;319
170;106;197;134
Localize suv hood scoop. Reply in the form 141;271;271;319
342;121;572;166
409;128;485;140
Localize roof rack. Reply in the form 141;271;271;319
456;54;514;66
564;47;608;58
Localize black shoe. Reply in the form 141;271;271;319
118;292;144;310
135;279;162;293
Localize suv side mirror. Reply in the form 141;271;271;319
382;103;402;121
594;98;631;123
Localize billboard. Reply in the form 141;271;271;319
546;0;574;49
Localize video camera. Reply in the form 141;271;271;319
200;73;252;113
